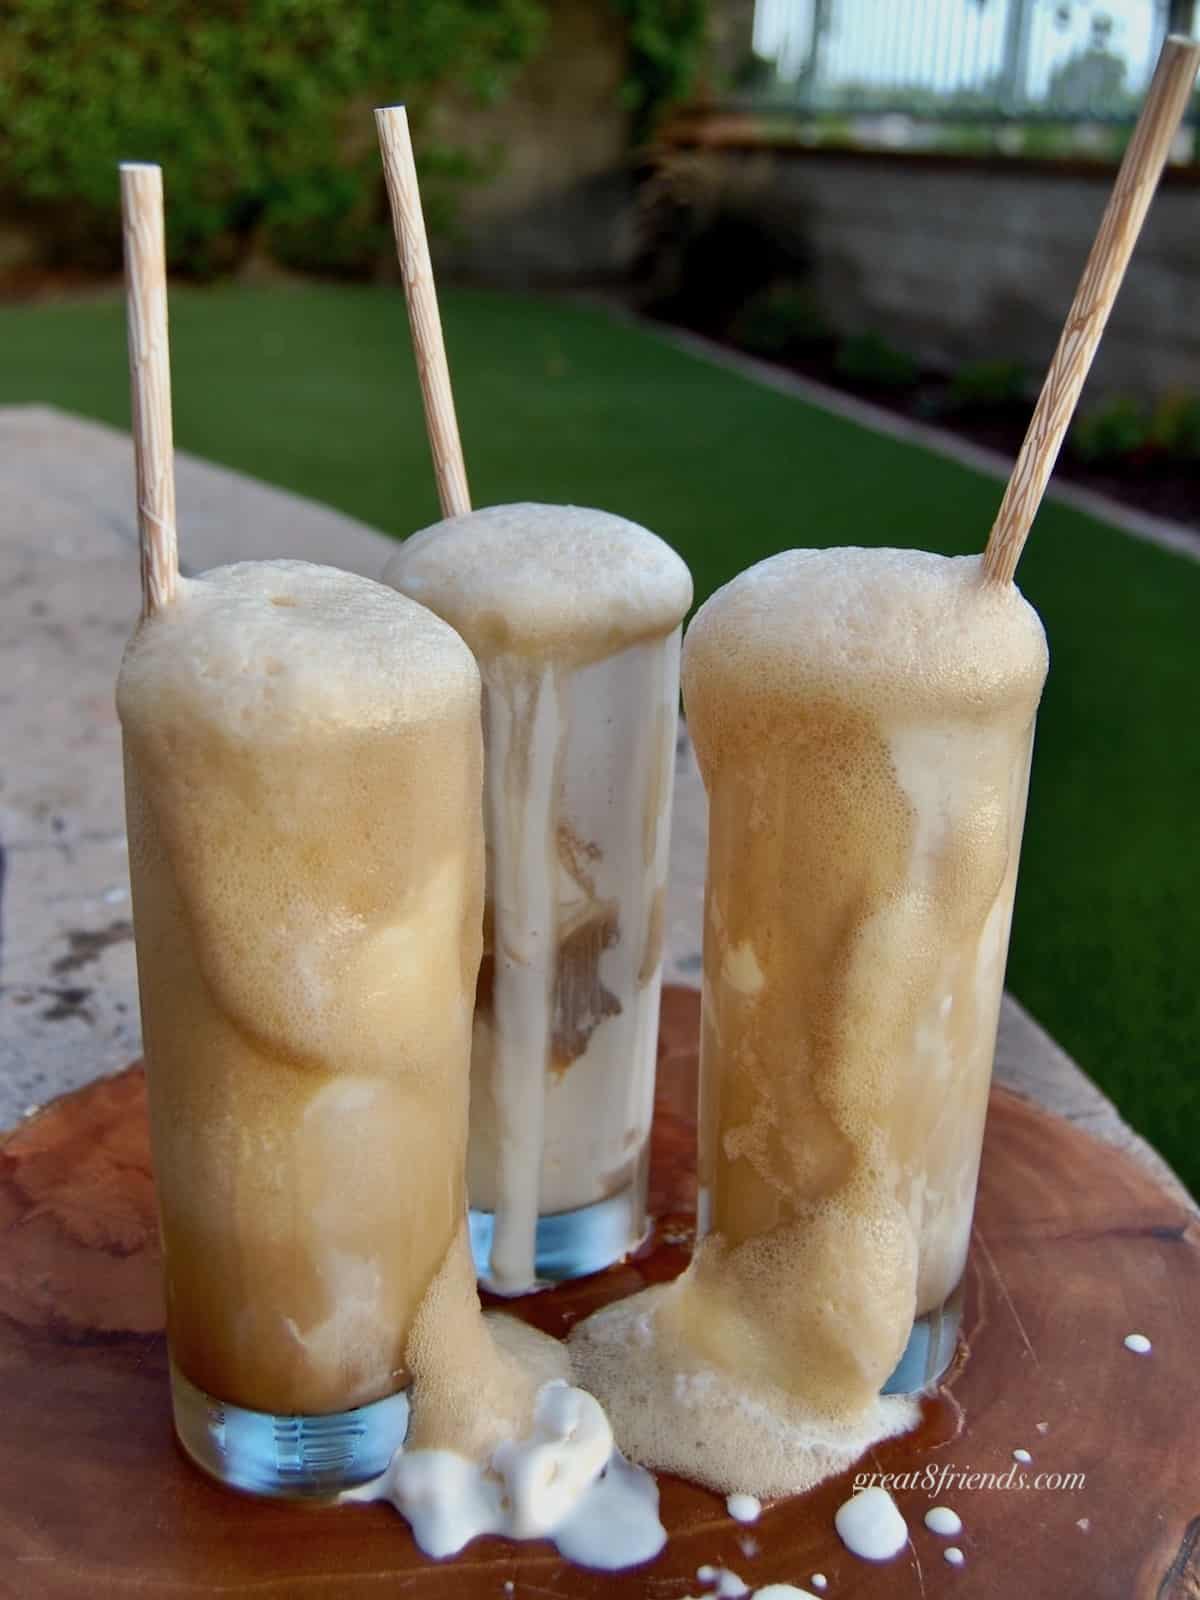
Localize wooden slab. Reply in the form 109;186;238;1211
1;986;1197;1599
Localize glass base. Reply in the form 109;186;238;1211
882;1280;964;1395
170;1361;409;1499
470;1182;646;1287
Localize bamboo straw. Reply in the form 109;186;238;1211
375;106;472;520
120;163;179;617
982;35;1200;585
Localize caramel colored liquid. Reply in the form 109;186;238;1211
119;564;483;1416
683;698;1036;1403
680;550;1046;1411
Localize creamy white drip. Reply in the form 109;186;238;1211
344;1379;665;1568
475;639;681;1293
697;1567;750;1597
727;1492;763;1523
483;665;564;1294
385;506;691;1298
925;1504;963;1536
834;1486;909;1561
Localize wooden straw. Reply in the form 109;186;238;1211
982;34;1200;585
375;105;472;520
120;163;179;618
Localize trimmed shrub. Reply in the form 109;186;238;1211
0;0;549;276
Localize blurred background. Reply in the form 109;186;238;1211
3;0;1197;507
1;1;1197;1187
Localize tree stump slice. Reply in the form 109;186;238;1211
1;986;1196;1599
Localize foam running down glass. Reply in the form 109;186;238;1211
681;548;1048;1398
385;505;692;1294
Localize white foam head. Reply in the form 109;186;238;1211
382;503;693;663
684;547;1049;729
683;548;1047;748
119;559;480;738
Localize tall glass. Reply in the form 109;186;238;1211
681;548;1048;1399
117;560;483;1496
384;504;692;1293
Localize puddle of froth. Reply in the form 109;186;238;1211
569;1282;919;1498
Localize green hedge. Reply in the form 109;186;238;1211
0;0;549;276
611;0;708;139
1;0;711;279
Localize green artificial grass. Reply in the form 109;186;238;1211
2;282;1196;1193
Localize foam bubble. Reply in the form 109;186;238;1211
925;1505;963;1536
834;1485;908;1561
696;1569;750;1598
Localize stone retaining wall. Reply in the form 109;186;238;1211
650;143;1200;400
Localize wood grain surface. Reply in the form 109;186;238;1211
1;986;1196;1599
